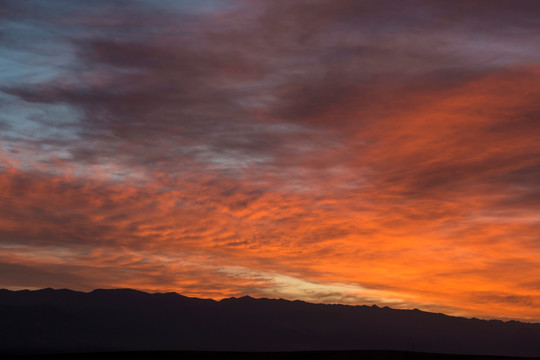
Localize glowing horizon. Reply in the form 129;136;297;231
1;0;540;322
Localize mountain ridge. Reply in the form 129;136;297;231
5;287;530;324
1;288;540;357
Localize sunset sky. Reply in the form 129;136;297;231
1;0;540;322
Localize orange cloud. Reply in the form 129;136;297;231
2;0;540;323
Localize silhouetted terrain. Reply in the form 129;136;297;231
1;288;540;357
5;351;540;360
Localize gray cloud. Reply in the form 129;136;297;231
2;0;540;320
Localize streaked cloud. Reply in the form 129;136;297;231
1;0;540;322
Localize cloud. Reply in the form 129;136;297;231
1;0;540;321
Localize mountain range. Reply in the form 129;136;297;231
1;288;540;357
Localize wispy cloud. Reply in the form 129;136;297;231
1;0;540;321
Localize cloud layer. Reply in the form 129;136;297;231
1;0;540;321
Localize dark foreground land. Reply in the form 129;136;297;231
3;289;540;357
3;351;540;360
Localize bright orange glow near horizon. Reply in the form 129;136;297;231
1;0;540;322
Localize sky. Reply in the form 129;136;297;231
1;0;540;322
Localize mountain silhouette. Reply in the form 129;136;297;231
1;288;540;357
